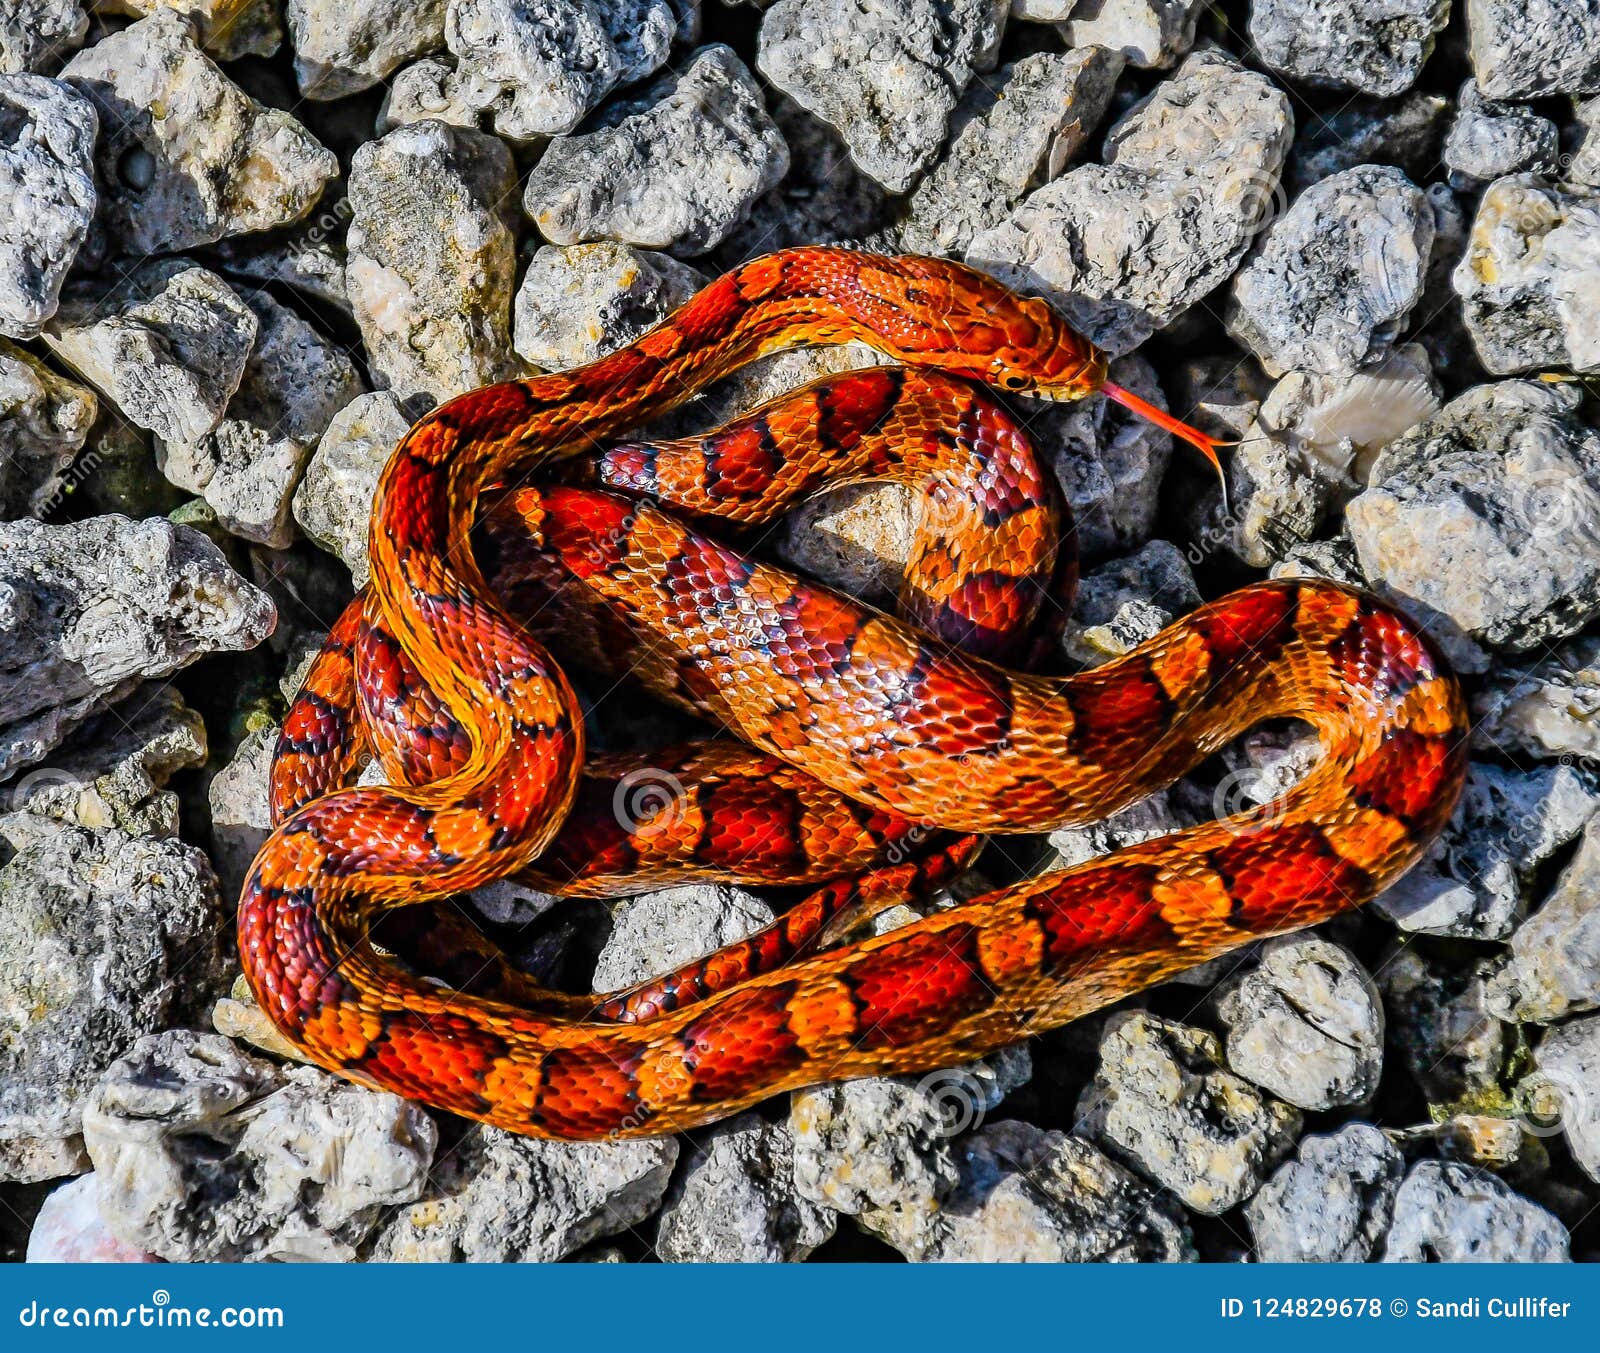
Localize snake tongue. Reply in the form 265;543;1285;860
1100;380;1231;509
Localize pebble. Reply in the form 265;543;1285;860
1250;0;1449;96
286;0;446;100
1529;1014;1600;1182
293;390;413;585
371;1125;677;1262
1216;937;1384;1111
1468;0;1600;100
25;1173;160;1263
0;814;224;1183
1381;1159;1569;1262
1286;90;1451;193
896;47;1123;257
0;337;96;518
968;49;1293;354
525;45;788;258
0;73;96;340
1473;634;1600;762
103;0;283;62
757;0;1004;194
1227;166;1434;378
1245;1124;1404;1262
1063;540;1200;667
655;1115;835;1262
1443;81;1560;186
1076;1012;1302;1215
1378;948;1509;1106
1;1;88;74
1454;175;1600;375
62;12;336;255
591;884;776;995
347;119;521;404
0;515;273;778
157;288;364;547
1052;0;1206;70
43;260;258;446
1347;381;1600;672
85;1030;436;1261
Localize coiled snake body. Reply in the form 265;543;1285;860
242;248;1468;1138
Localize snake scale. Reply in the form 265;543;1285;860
241;248;1469;1139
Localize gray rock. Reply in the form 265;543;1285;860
371;1125;676;1262
1347;382;1600;670
1569;94;1600;187
916;1120;1194;1262
1468;0;1600;100
287;0;447;99
1;2;87;74
8;685;206;837
1054;0;1206;69
592;884;776;994
378;56;485;133
0;337;95;519
1076;1012;1302;1214
968;49;1293;354
1378;948;1508;1105
1063;539;1200;667
1443;81;1560;186
1454;176;1600;375
158;288;364;547
1373;761;1599;939
0;515;273;778
757;0;1004;193
1250;0;1449;96
348;119;520;404
444;0;691;139
513;242;705;371
1049;787;1190;873
1381;1159;1569;1261
204;724;275;904
897;48;1121;257
0;73;96;340
293;390;412;585
1485;814;1600;1023
98;0;283;62
525;45;788;257
0;816;224;1182
206;232;350;318
656;1115;835;1262
1216;937;1384;1110
25;1172;159;1263
43;260;257;446
85;1030;435;1261
790;1048;1031;1247
1529;1014;1600;1181
1473;634;1600;762
1227;166;1433;378
1268;535;1367;586
62;12;337;256
1287;91;1452;194
1245;1124;1404;1262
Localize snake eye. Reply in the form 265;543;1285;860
1000;373;1031;391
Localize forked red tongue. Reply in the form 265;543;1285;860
1101;380;1232;507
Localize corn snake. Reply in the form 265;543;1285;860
241;247;1468;1138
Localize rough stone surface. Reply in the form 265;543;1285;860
757;0;1005;193
0;515;274;778
592;885;776;994
204;724;276;905
896;47;1123;256
0;815;224;1183
0;73;96;340
1216;937;1384;1111
1381;1159;1569;1261
1227;166;1433;378
44;260;257;446
293;391;412;585
1468;0;1600;100
1063;539;1199;667
1347;381;1600;670
1529;1014;1600;1181
968;49;1293;354
62;12;337;255
1474;635;1600;762
1250;0;1449;96
0;337;96;519
371;1125;677;1262
1485;814;1600;1024
1454;176;1600;375
1287;91;1451;193
25;1172;160;1262
1379;948;1509;1106
1443;81;1560;186
1372;761;1599;939
1245;1125;1404;1262
1;2;88;75
525;45;787;257
656;1115;835;1262
1054;0;1206;70
97;0;283;62
347;119;520;404
85;1030;436;1261
287;0;447;99
513;242;704;371
1076;1013;1301;1215
157;288;364;547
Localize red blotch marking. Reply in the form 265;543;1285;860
538;487;636;579
847;924;990;1048
697;779;808;876
1330;605;1434;699
1026;863;1167;967
534;1044;643;1136
1193;586;1295;673
1209;824;1371;931
705;422;784;499
681;983;805;1099
1348;729;1464;828
361;1011;506;1115
1066;659;1170;765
